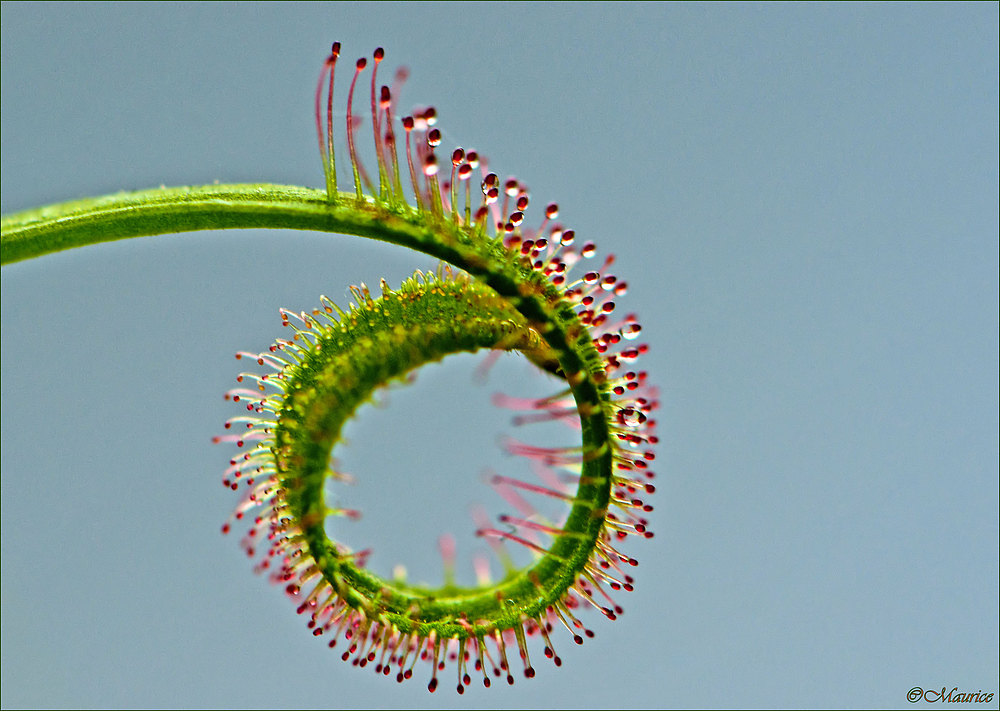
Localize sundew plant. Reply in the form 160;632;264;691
1;44;658;693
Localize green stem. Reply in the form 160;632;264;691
2;184;454;266
1;182;616;639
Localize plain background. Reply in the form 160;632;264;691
2;3;997;709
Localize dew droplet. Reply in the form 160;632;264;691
619;407;644;427
423;154;439;176
622;323;642;340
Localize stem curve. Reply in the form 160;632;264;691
2;44;658;692
1;181;615;635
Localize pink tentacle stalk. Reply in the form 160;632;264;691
346;56;367;199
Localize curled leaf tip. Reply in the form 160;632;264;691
219;44;659;692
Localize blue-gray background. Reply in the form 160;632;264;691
2;3;997;709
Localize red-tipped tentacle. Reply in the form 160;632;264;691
346;57;367;199
369;47;389;197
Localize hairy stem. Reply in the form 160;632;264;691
1;182;615;638
2;184;457;266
